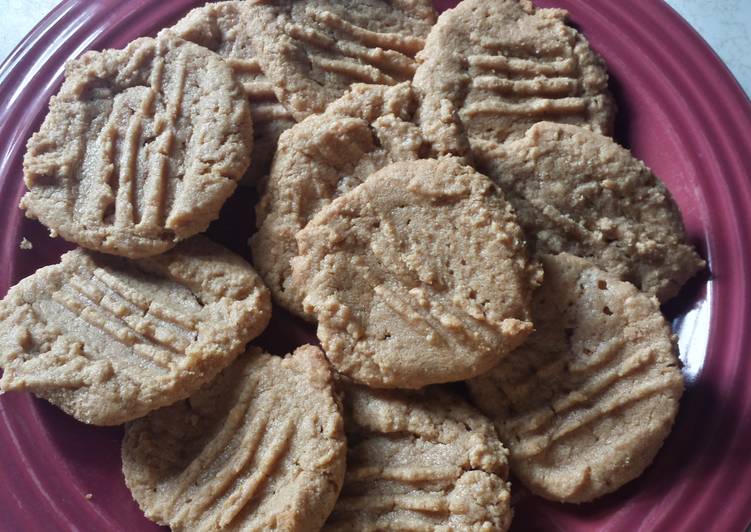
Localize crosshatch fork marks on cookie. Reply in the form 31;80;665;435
25;261;203;381
20;36;252;258
0;237;271;425
75;49;189;234
324;385;513;530
49;270;199;370
286;9;423;83
412;0;613;156
468;254;684;503
122;347;346;531
245;0;435;120
462;45;591;123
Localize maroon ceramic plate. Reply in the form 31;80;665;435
1;1;750;530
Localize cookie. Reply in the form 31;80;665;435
291;157;539;389
164;1;295;186
468;253;684;503
21;35;253;258
251;82;433;318
122;345;346;531
0;236;270;425
412;0;614;158
479;122;705;301
244;0;436;121
325;384;512;531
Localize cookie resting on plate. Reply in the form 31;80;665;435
468;253;684;503
21;35;253;258
413;0;614;158
0;236;270;425
291;157;540;389
122;346;346;531
477;122;705;301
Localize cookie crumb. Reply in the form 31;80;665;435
19;238;33;250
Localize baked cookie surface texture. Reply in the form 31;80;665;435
480;122;705;301
468;253;684;503
292;157;539;389
0;236;271;425
252;82;435;318
245;0;436;120
165;1;295;186
413;0;614;158
21;35;253;257
123;345;346;532
325;384;513;531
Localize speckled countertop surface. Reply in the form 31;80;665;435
0;0;749;96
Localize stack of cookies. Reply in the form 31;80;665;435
0;0;705;529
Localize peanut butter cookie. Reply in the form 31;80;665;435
21;35;253;257
123;346;346;531
0;236;270;425
479;122;705;301
413;0;614;158
469;253;684;503
292;157;539;388
325;384;512;531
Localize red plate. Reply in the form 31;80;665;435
1;1;750;530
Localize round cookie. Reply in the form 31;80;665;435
412;0;614;158
468;253;684;503
478;122;705;301
122;345;346;531
325;384;512;531
21;35;253;258
0;236;271;425
164;1;295;186
291;157;540;389
251;82;432;318
244;0;436;120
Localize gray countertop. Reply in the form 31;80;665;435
0;0;749;96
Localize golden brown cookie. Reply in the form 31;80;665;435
0;236;270;425
164;1;295;186
122;345;346;531
325;384;512;531
244;0;436;120
413;0;614;158
291;157;539;389
468;253;684;503
478;122;705;301
21;35;253;258
251;82;433;318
